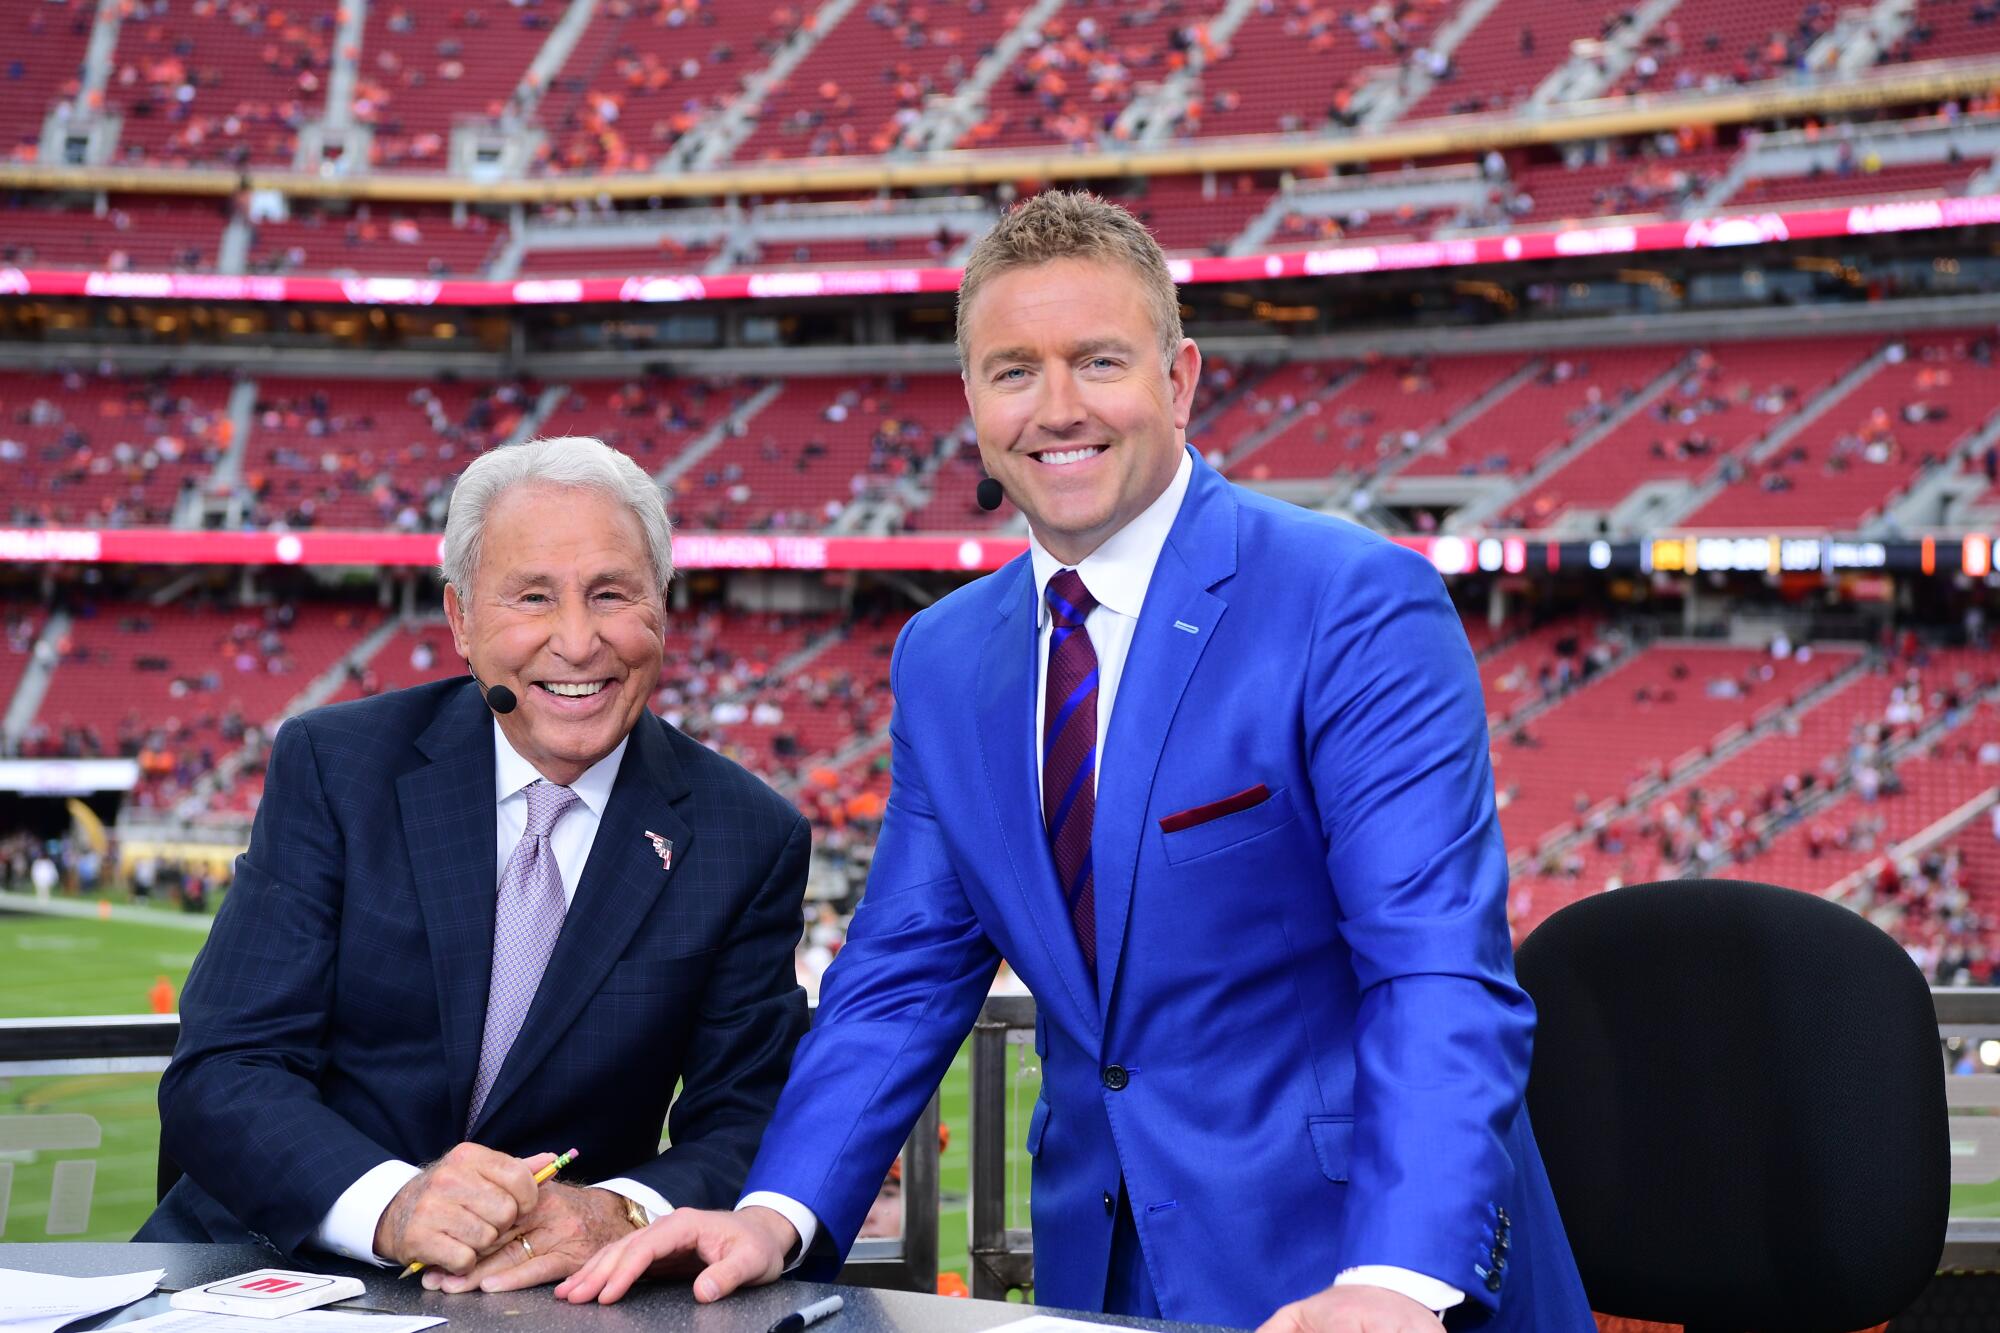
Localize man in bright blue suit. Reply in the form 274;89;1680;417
139;438;810;1296
560;193;1594;1331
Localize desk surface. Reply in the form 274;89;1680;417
1;1245;1223;1333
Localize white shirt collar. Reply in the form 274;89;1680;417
493;718;628;820
1030;447;1195;627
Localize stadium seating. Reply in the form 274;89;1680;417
1510;646;2000;934
361;1;553;169
1116;172;1275;255
1402;347;1682;478
537;2;799;174
673;375;964;531
1609;0;1831;98
968;0;1225;151
1188;0;1448;138
106;0;337;168
248;204;507;276
1502;337;1881;530
1490;642;1858;855
0;369;233;526
20;601;377;814
1;0;93;164
1873;0;2000;66
706;612;906;776
1228;354;1527;481
514;240;718;276
0;198;227;271
1688;334;2000;529
240;376;538;530
734;0;1017;162
1401;0;1574;122
1728;157;1987;209
533;376;765;481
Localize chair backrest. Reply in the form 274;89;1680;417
1514;878;1947;1333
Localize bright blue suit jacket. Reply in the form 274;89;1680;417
137;679;810;1256
745;451;1593;1329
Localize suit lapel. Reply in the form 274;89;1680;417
975;559;1101;1045
1094;456;1236;1019
398;682;501;1134
470;714;692;1134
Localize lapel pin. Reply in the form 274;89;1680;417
644;831;674;872
1172;620;1200;634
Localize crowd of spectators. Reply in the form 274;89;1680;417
541;0;800;172
240;379;536;531
1;369;233;528
107;0;335;168
967;1;1217;150
1610;3;1840;99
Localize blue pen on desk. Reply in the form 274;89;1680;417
767;1293;843;1333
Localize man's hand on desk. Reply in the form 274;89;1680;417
423;1183;638;1293
554;1204;796;1305
373;1145;556;1275
1256;1284;1445;1333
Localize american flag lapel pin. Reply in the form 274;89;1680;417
644;831;674;872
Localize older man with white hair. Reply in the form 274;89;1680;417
139;437;811;1296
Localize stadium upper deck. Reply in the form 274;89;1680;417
7;0;1999;177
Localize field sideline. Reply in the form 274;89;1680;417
13;907;1972;1267
0;909;1033;1278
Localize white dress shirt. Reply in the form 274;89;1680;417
314;722;672;1264
744;450;1460;1314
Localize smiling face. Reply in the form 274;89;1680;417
962;256;1200;566
443;483;665;785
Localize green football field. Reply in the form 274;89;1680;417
0;909;1032;1281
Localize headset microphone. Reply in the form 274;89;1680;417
471;674;518;715
976;477;1005;512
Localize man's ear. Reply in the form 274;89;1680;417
443;582;473;663
1168;337;1202;432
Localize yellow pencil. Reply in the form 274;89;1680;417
399;1147;579;1278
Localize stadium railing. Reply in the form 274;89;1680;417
7;991;2000;1297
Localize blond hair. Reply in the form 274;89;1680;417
955;191;1184;371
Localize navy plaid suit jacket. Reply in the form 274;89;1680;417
136;677;810;1255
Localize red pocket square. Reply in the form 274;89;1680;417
1159;784;1272;834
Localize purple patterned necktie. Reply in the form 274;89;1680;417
1043;568;1099;973
469;779;580;1128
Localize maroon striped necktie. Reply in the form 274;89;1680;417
1043;568;1099;972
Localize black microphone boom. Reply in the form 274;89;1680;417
482;681;518;714
976;477;1005;512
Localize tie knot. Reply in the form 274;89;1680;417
522;780;580;838
1046;569;1096;628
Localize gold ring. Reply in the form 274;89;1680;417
520;1237;533;1259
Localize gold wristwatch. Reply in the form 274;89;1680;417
619;1194;650;1231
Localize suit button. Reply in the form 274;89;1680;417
1486;1268;1504;1293
1102;1064;1129;1091
1103;1191;1116;1216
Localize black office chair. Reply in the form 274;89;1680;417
1514;878;1947;1333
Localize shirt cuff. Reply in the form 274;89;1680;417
314;1159;422;1266
1333;1266;1466;1314
592;1178;673;1225
736;1191;819;1271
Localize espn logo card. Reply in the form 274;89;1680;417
170;1270;366;1318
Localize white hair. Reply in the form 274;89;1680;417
441;436;674;596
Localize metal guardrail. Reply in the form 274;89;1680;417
10;989;2000;1288
0;1012;939;1293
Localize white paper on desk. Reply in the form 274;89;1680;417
111;1312;442;1333
0;1267;166;1333
110;1313;443;1333
996;1318;1125;1331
